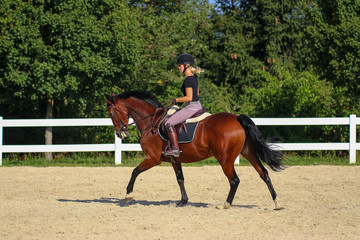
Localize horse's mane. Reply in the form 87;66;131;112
117;90;163;108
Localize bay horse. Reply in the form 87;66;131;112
105;90;284;209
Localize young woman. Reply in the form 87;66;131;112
164;53;204;157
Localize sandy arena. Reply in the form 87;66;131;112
0;165;359;239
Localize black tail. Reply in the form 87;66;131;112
237;114;284;171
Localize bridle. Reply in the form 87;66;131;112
107;104;133;132
107;103;167;138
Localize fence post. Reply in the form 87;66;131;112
114;132;122;165
349;114;356;164
235;155;239;165
0;116;3;166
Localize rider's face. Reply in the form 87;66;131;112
178;64;185;73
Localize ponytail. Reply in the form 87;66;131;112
190;66;204;74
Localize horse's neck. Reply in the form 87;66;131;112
127;102;156;120
126;100;163;131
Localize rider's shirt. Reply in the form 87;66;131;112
181;75;199;102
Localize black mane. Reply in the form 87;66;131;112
117;90;163;108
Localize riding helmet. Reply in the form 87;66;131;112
176;53;195;66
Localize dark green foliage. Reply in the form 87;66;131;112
304;0;360;100
0;0;359;156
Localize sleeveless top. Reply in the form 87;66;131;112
180;75;199;102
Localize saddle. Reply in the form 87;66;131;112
158;105;211;143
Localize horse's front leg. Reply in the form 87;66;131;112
125;157;158;203
172;162;188;207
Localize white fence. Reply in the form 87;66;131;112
0;115;359;165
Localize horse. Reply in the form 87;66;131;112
105;90;284;209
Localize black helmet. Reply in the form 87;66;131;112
176;53;195;66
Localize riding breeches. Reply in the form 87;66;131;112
164;101;202;126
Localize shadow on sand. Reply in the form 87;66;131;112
57;198;258;209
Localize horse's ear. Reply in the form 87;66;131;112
105;94;113;104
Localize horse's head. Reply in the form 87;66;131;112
105;94;130;139
106;90;165;139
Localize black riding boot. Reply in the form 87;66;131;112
165;124;181;157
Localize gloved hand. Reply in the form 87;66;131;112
171;98;177;105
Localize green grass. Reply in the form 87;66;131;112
2;156;116;167
2;152;359;167
2;153;116;167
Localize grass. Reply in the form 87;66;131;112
2;152;359;167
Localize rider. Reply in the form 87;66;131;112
164;53;204;157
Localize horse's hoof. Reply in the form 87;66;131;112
274;206;285;211
216;202;231;209
273;197;284;210
176;200;188;207
223;202;231;209
125;193;134;203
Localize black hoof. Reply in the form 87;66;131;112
176;200;188;207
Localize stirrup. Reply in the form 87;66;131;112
162;146;181;157
164;150;181;157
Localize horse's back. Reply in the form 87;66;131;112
204;112;240;128
203;112;245;139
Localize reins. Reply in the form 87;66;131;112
108;102;171;138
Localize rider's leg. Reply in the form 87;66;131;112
165;123;180;157
163;102;202;157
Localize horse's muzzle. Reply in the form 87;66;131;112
116;129;129;139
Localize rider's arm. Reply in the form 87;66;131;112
175;87;193;103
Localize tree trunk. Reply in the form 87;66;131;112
45;98;54;160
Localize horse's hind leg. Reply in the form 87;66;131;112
172;162;188;207
241;140;283;210
258;164;283;210
225;167;240;207
218;161;240;209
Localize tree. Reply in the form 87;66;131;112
240;65;337;143
205;0;306;94
304;0;360;105
128;0;217;102
0;0;146;156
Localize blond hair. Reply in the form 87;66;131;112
190;66;205;74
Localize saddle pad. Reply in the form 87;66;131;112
158;122;200;143
185;112;211;123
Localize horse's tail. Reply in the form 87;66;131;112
237;114;284;171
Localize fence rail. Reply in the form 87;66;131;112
0;115;359;165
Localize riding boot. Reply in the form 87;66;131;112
165;124;181;157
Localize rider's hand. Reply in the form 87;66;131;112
172;98;177;105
